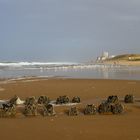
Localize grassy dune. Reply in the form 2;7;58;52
108;54;140;61
103;54;140;66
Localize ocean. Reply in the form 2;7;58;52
0;62;140;80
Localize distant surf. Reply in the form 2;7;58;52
0;62;140;80
0;62;78;67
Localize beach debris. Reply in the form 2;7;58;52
72;96;81;103
84;104;97;115
38;95;50;105
24;97;38;116
16;97;25;105
56;95;70;104
68;107;79;116
0;96;17;117
43;104;56;116
124;94;134;103
98;95;124;114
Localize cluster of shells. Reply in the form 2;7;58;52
0;94;134;118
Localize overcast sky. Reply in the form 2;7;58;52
0;0;140;62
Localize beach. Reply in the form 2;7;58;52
1;0;140;139
0;78;140;140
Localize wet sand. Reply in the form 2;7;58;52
0;78;140;140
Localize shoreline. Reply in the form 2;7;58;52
0;74;140;84
0;63;140;81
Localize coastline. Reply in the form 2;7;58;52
0;78;140;140
0;62;140;80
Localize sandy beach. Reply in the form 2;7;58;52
0;78;140;140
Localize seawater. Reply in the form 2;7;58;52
0;63;140;80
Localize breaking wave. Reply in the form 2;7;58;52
0;62;78;67
0;62;140;80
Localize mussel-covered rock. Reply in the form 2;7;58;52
68;107;79;116
98;101;124;115
98;102;111;114
38;95;50;105
9;95;18;105
24;96;37;116
24;96;37;106
56;95;70;104
84;104;97;115
0;104;16;117
0;96;18;118
111;103;124;114
43;104;56;116
72;96;81;103
107;95;119;104
124;94;134;103
24;104;37;116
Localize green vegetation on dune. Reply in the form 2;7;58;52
108;54;140;61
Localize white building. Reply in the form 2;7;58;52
102;52;109;58
96;51;109;62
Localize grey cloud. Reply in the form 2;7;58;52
0;0;140;62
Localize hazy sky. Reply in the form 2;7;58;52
0;0;140;62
